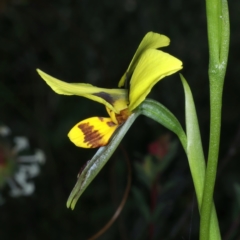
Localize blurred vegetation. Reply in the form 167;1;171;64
0;0;240;239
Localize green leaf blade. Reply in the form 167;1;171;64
140;98;187;152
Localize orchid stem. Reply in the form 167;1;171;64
200;0;230;239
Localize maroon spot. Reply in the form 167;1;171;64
93;92;114;105
115;108;130;124
78;122;103;148
107;121;116;127
98;117;104;122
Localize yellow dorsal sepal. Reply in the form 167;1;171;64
118;32;170;88
128;49;183;111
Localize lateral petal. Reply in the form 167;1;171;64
68;117;119;148
37;69;128;113
128;49;183;111
118;32;170;87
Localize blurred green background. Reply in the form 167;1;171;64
0;0;240;239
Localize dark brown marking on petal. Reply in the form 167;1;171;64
78;122;103;148
93;92;114;105
115;108;131;124
98;117;104;122
106;121;116;127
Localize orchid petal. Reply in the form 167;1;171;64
128;49;183;111
68;117;119;148
37;69;128;113
118;32;170;87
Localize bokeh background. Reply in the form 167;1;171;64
1;0;240;239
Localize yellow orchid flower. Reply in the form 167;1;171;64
37;32;183;148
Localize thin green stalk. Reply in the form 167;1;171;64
200;81;223;240
205;0;221;63
200;0;230;239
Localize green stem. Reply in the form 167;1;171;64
200;81;223;240
200;0;229;239
205;0;221;64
